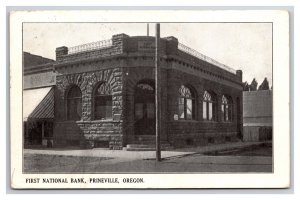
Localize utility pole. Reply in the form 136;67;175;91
155;23;161;161
147;23;149;36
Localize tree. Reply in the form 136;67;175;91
258;77;270;90
250;78;258;91
243;81;250;91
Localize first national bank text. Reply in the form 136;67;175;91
25;177;144;184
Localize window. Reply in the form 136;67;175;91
66;85;82;120
93;82;112;120
178;85;195;120
203;90;216;121
221;95;233;122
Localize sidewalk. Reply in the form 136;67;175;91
24;141;270;161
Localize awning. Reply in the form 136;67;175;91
23;86;54;121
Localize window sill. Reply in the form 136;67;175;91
222;121;233;123
170;120;233;124
62;119;122;123
63;120;82;123
74;120;123;124
91;119;114;122
172;120;199;123
202;120;218;123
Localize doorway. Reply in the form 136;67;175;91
134;80;155;135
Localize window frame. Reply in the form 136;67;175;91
178;85;196;120
221;95;233;122
202;90;217;121
66;85;82;121
93;82;113;121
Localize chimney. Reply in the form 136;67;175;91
55;46;68;61
236;70;243;82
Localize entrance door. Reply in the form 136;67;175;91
134;81;155;135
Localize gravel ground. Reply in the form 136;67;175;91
23;145;272;173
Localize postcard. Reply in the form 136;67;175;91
10;10;290;189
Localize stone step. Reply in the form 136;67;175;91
127;143;171;148
134;135;157;143
126;143;173;151
126;147;156;151
135;135;156;139
130;140;164;145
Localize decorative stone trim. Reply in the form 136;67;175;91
55;67;124;149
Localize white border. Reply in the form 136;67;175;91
10;10;290;189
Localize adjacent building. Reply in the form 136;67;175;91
24;33;243;150
23;52;55;147
243;90;272;142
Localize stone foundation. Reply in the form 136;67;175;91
77;121;123;149
169;132;239;148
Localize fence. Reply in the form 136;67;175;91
68;39;113;55
178;43;236;74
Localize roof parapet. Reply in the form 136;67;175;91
68;39;112;55
178;42;236;74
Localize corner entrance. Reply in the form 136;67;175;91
134;80;155;135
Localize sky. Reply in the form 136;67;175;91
23;23;272;86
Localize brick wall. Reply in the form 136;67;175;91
166;69;242;147
52;33;243;149
121;65;242;147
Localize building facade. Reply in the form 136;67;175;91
24;33;243;150
23;52;55;147
243;90;272;142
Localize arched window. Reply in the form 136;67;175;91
66;85;82;121
203;91;216;121
93;82;112;120
221;95;233;122
178;85;195;120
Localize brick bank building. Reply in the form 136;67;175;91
24;33;243;150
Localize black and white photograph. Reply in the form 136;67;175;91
9;10;290;189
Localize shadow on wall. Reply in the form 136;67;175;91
53;121;85;148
